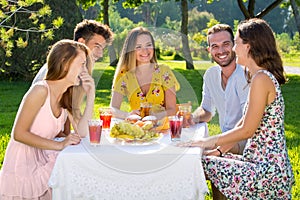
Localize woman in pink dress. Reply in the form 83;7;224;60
0;39;95;199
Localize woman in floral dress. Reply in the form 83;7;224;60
180;18;294;199
111;27;179;120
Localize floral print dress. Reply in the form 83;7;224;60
203;70;294;199
113;64;180;110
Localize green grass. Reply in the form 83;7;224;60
0;61;299;198
282;53;300;67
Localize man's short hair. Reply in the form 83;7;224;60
73;19;113;44
207;24;234;45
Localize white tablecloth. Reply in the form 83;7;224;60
49;122;209;200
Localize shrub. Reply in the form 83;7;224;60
0;0;82;81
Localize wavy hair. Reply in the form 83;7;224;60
45;39;93;121
73;19;114;44
237;18;286;85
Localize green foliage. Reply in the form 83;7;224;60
109;10;146;58
161;16;181;31
122;0;146;8
292;32;300;50
0;0;82;81
277;33;292;53
76;0;97;10
0;1;60;58
188;9;214;35
276;32;300;55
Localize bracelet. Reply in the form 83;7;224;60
216;147;224;157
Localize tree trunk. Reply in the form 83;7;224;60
290;0;300;37
180;0;194;70
102;0;118;66
143;2;151;26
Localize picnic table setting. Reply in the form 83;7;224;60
48;105;209;200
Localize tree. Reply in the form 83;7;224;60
102;0;118;66
199;0;293;34
0;0;65;79
119;0;195;70
0;1;63;57
0;0;74;80
235;0;299;36
205;0;285;20
285;0;300;37
188;9;214;36
236;0;284;19
180;0;194;69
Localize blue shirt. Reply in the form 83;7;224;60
201;64;249;132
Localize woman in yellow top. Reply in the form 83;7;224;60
111;27;180;120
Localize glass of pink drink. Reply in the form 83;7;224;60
168;116;183;141
88;119;102;145
99;107;112;129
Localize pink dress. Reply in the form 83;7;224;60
0;81;67;199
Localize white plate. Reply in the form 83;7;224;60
109;133;164;146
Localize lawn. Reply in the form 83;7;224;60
0;61;299;199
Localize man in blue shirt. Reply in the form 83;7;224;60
190;23;249;200
191;24;249;155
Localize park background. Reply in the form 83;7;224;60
0;0;299;199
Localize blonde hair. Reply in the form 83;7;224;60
113;27;158;85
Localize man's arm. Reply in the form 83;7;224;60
192;106;212;123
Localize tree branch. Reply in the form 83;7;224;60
0;6;23;26
248;0;255;17
256;0;283;18
237;0;250;19
0;25;55;33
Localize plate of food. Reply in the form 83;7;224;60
110;118;163;145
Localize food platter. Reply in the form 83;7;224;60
109;119;163;146
111;133;163;146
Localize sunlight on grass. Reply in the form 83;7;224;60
0;63;299;198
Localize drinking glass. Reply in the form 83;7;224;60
99;107;112;129
140;102;152;118
168;116;183;141
88;119;102;145
178;104;192;128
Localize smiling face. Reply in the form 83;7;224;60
135;34;154;66
66;50;87;86
208;31;235;67
81;34;106;62
233;32;249;67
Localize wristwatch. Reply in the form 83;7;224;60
216;147;224;157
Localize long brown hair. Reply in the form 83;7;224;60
45;39;93;120
237;18;286;85
113;27;158;85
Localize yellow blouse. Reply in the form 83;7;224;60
113;64;180;110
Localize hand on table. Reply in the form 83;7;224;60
177;136;218;149
61;133;81;149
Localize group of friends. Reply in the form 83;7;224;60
0;18;295;199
